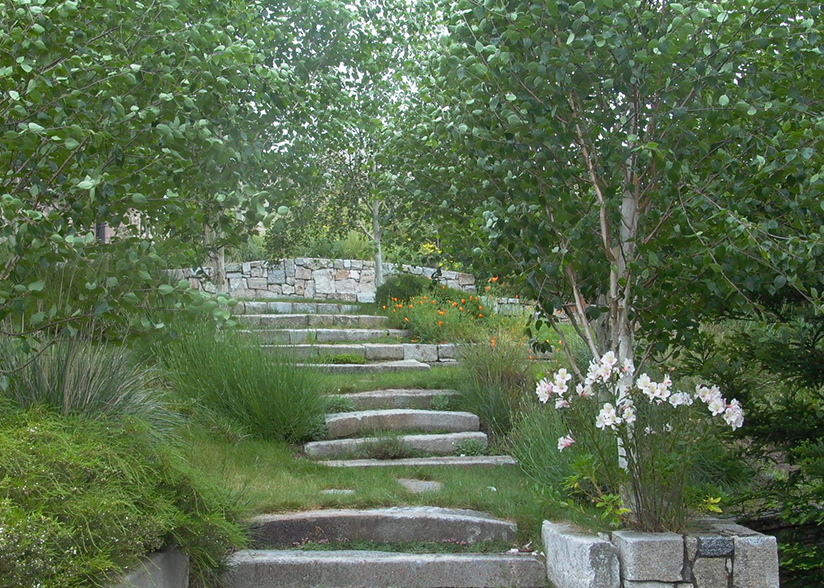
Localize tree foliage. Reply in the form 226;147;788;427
401;0;824;369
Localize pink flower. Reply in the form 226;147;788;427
723;399;744;429
557;433;576;452
536;378;552;403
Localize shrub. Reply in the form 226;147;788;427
0;339;179;440
385;293;492;343
156;325;326;442
455;335;534;440
375;274;435;307
0;409;244;588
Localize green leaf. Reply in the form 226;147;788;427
64;138;80;149
158;284;175;295
28;281;45;292
718;95;729;106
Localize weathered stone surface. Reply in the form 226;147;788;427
612;531;684;582
733;534;779;588
223;550;546;588
438;344;459;360
362;344;405;360
327;389;458;410
358;315;388;328
624;583;678;588
404;344;439;363
325;409;480;439
248;507;516;547
322;455;517;468
295;265;312;280
304;432;488;459
246;278;268;289
306;360;431;374
698;536;734;558
542;522;620;588
397;478;443;493
113;547;189;588
314;268;335;294
267;268;286;284
337;278;359;294
692;557;730;588
358;292;376;303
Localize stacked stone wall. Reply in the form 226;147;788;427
180;258;475;302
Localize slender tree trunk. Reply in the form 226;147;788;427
372;199;384;288
205;226;227;294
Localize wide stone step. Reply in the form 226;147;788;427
233;301;362;315
241;314;388;329
247;507;517;547
264;343;460;363
320;455;518;468
224;550;547;588
328;389;459;410
301;360;433;373
238;328;410;344
304;432;488;460
326;409;480;439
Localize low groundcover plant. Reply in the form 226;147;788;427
536;352;744;532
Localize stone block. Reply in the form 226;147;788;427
438;344;459;360
337;279;358;294
228;277;246;290
350;270;360;280
225;263;241;273
113;547;189;588
334;259;345;269
325;409;479;439
284;259;296;277
459;273;475;285
314;268;335;294
281;283;295;295
336;269;350;280
267;268;286;284
344;259;351;269
692;557;730;588
624;583;678;588
404;344;439;363
542;521;620;588
294;280;306;295
733;534;779;588
612;531;684;582
352;260;364;270
242;262;251;274
295;265;312;280
246;278;268;290
698;536;734;558
363;344;404;361
226;272;242;279
357;292;376;303
250;266;264;278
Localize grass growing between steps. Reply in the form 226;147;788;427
319;367;463;393
183;425;554;547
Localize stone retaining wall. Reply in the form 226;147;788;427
542;518;779;588
179;259;475;303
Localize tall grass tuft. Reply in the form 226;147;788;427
455;334;535;440
0;338;179;439
157;325;326;442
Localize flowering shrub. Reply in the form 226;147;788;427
535;352;744;531
384;293;491;342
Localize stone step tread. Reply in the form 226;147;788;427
304;432;488;459
297;360;434;373
320;455;518;468
248;507;516;548
327;389;459;410
264;343;460;364
237;328;410;344
241;314;389;329
224;550;547;588
325;409;480;439
233;301;363;315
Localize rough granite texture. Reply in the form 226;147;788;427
542;522;620;588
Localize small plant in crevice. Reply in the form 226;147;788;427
455;438;487;456
430;394;453;411
322;395;356;414
353;437;422;460
325;353;368;365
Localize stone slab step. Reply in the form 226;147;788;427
233;301;362;315
224;550;546;588
299;360;433;374
328;389;459;410
263;343;460;363
241;314;388;328
304;432;488;459
321;455;518;468
326;409;480;439
248;507;517;547
239;328;410;344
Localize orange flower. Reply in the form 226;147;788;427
452;302;458;307
459;307;463;311
409;304;413;309
478;305;482;310
486;286;491;291
529;355;534;360
438;310;445;315
478;313;483;318
438;321;443;326
442;285;446;289
461;298;465;303
404;317;409;322
382;305;386;309
491;276;499;282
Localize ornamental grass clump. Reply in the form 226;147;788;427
535;352;744;532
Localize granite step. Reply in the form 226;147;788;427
223;550;547;588
240;314;388;329
247;507;517;547
300;360;434;374
233;301;362;315
325;409;480;439
320;455;518;468
327;389;459;411
238;328;410;344
263;343;460;363
304;432;488;459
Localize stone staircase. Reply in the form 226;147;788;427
232;299;460;372
222;507;546;588
222;299;540;588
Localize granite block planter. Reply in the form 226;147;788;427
542;518;779;588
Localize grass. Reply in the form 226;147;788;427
183;425;552;546
318;367;463;394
